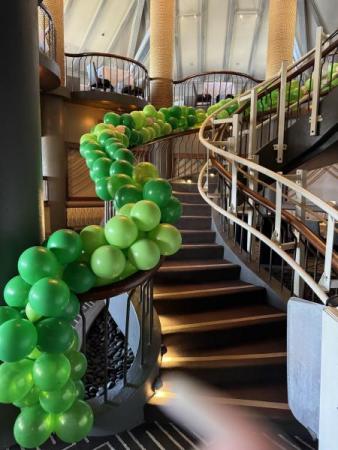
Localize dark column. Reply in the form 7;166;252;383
0;0;43;291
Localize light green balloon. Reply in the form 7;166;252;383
128;239;161;270
14;385;40;408
90;245;126;279
105;215;138;249
39;378;77;414
66;351;87;381
133;162;159;185
74;380;85;399
0;359;34;403
14;404;53;448
55;400;94;444
131;200;161;231
33;353;71;391
117;203;135;218
148;224;182;256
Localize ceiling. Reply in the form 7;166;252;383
64;0;338;81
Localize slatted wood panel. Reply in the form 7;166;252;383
67;144;96;198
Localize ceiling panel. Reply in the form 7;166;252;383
229;12;257;73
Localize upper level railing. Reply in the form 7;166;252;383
65;52;150;100
173;71;261;107
38;2;56;60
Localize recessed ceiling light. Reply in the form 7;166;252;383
239;14;243;19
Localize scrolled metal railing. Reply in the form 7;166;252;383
65;52;150;100
38;2;56;60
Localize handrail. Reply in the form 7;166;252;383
64;51;149;73
173;70;262;84
197;163;329;303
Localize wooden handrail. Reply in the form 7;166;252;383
173;70;262;85
212;159;338;274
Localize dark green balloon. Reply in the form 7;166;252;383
98;130;115;146
105;141;125;159
0;319;37;362
0;359;34;403
123;126;131;139
36;318;74;353
143;178;172;208
121;113;135;129
18;246;61;285
28;277;70;317
104;111;121;126
129;129;140;147
114;148;135;165
109;160;134;178
63;261;96;294
4;275;30;308
114;184;143;209
0;306;21;325
54;400;93;444
79;142;102;158
95;176;112;201
85;149;107;169
160;196;182;224
33;353;71;391
39;378;77;414
169;105;181;118
47;229;82;265
66;351;87;380
91;157;112;179
167;116;178;129
56;292;80;321
107;174;133;197
14;404;53;448
187;114;197;127
178;117;188;129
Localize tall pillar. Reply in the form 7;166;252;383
265;0;297;79
44;0;65;84
149;0;175;108
0;0;43;292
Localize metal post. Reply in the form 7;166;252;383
293;169;306;297
310;27;323;136
248;87;258;158
319;215;335;291
247;155;259;252
273;181;283;242
230;161;237;214
232;113;241;155
274;60;288;163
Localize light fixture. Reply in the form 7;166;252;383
239;14;243;19
186;179;192;184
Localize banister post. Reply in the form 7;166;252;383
273;60;288;163
248;87;258;158
320;215;336;292
293;169;306;297
310;26;323;136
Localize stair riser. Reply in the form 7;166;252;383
177;217;211;229
182;204;211;216
181;231;216;244
154;289;266;315
173;193;204;204
168;246;224;261
163;321;286;352
155;266;240;284
172;182;218;193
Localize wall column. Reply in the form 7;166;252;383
265;0;297;79
0;0;43;292
149;0;175;108
44;0;65;84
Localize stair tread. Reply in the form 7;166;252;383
154;280;264;300
159;259;236;272
160;304;286;334
162;336;286;368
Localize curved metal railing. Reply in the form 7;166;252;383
65;52;150;100
38;2;56;60
173;70;261;107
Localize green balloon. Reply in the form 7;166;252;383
63;261;96;294
109;160;134;178
133;162;159;185
33;353;71;391
92;157;112;179
129;129;140;147
68;328;80;352
160;196;182;224
143;178;172;208
28;277;70;317
140;127;151;143
114;131;129;148
55;400;93;443
25;302;43;322
14;404;53;448
80;141;102;158
153;122;162;137
187;106;197;116
90;245;126;279
0;319;37;362
85;149;106;169
114;184;143;209
114;148;135;165
4;275;30;308
14;385;40;408
0;306;21;325
148;224;182;256
80;132;97;144
105;141;125;159
95;275;115;286
56;292;80;321
121;113;135;129
115;260;138;281
0;359;34;403
143;104;157;117
130;111;146;129
128;239;161;270
169;106;181;118
187;114;197;127
40;378;77;414
131;200;161;231
104;111;121;126
94;122;110;135
74;380;85;399
46;228;82;265
28;346;42;360
159;107;170;121
66;351;87;380
36;318;74;353
18;246;61;285
77;250;91;264
80;225;107;255
98;129;116;146
107;173;133;197
162;122;172;135
117;203;135;218
95;176;112;201
105;215;138;249
167;116;178;129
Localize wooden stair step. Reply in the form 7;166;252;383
181;202;211;216
173;191;204;204
168;243;224;260
180;229;216;244
176;216;211;230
